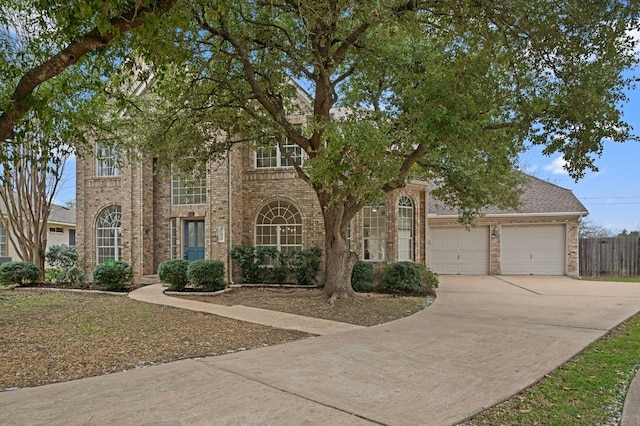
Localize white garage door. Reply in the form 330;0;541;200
430;226;490;274
501;225;565;275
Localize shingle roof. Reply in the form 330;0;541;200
0;198;76;226
49;204;76;225
428;173;588;216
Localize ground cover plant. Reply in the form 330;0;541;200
461;313;640;425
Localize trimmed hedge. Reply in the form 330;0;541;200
0;261;40;286
187;260;226;291
158;259;190;291
380;262;438;296
92;259;132;291
351;260;376;292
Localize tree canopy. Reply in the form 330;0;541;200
2;1;638;297
104;0;640;298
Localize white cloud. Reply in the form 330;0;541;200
543;156;569;175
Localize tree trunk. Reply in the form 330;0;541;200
321;203;358;301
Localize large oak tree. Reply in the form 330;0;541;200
109;1;639;299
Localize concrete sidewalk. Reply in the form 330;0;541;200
2;275;640;425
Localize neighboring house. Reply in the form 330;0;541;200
0;203;76;261
76;135;587;279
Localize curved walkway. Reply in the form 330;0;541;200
2;276;640;425
129;284;364;335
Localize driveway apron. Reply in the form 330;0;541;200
2;276;640;425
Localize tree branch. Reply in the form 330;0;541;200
0;0;178;144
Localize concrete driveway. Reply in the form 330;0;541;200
2;275;640;425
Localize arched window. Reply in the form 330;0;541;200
96;205;122;263
398;196;414;261
362;201;386;261
255;200;302;254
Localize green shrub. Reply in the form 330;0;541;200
45;244;78;268
0;261;41;286
46;265;86;287
292;246;322;286
158;259;189;291
187;260;226;291
380;262;438;296
230;245;264;283
351;260;376;292
44;245;86;287
267;249;292;283
231;245;322;285
92;259;132;291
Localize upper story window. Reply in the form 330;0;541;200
362;202;386;262
255;138;303;169
171;165;207;205
96;143;122;177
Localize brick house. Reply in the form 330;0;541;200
76;131;587;280
76;76;587;279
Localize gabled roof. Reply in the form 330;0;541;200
428;173;588;217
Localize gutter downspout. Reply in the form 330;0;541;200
227;152;234;285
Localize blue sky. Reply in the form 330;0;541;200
519;80;640;233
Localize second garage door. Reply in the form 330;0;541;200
501;225;566;275
430;226;490;274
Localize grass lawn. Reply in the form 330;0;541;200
462;302;640;425
583;276;640;283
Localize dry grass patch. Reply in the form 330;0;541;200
175;287;431;326
0;289;308;391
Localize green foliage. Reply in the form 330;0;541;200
44;245;86;287
157;259;189;291
186;260;226;291
45;244;78;268
380;262;438;296
267;248;291;284
46;266;86;287
351;261;376;292
230;245;265;284
231;245;322;285
292;247;322;286
0;261;41;286
92;259;132;292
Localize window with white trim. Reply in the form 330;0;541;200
398;196;414;261
0;222;7;256
255;200;303;254
171;165;207;205
96;143;121;177
96;205;122;263
255;138;303;169
362;202;386;261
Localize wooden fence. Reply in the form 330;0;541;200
579;237;640;277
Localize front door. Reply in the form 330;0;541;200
184;220;205;261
